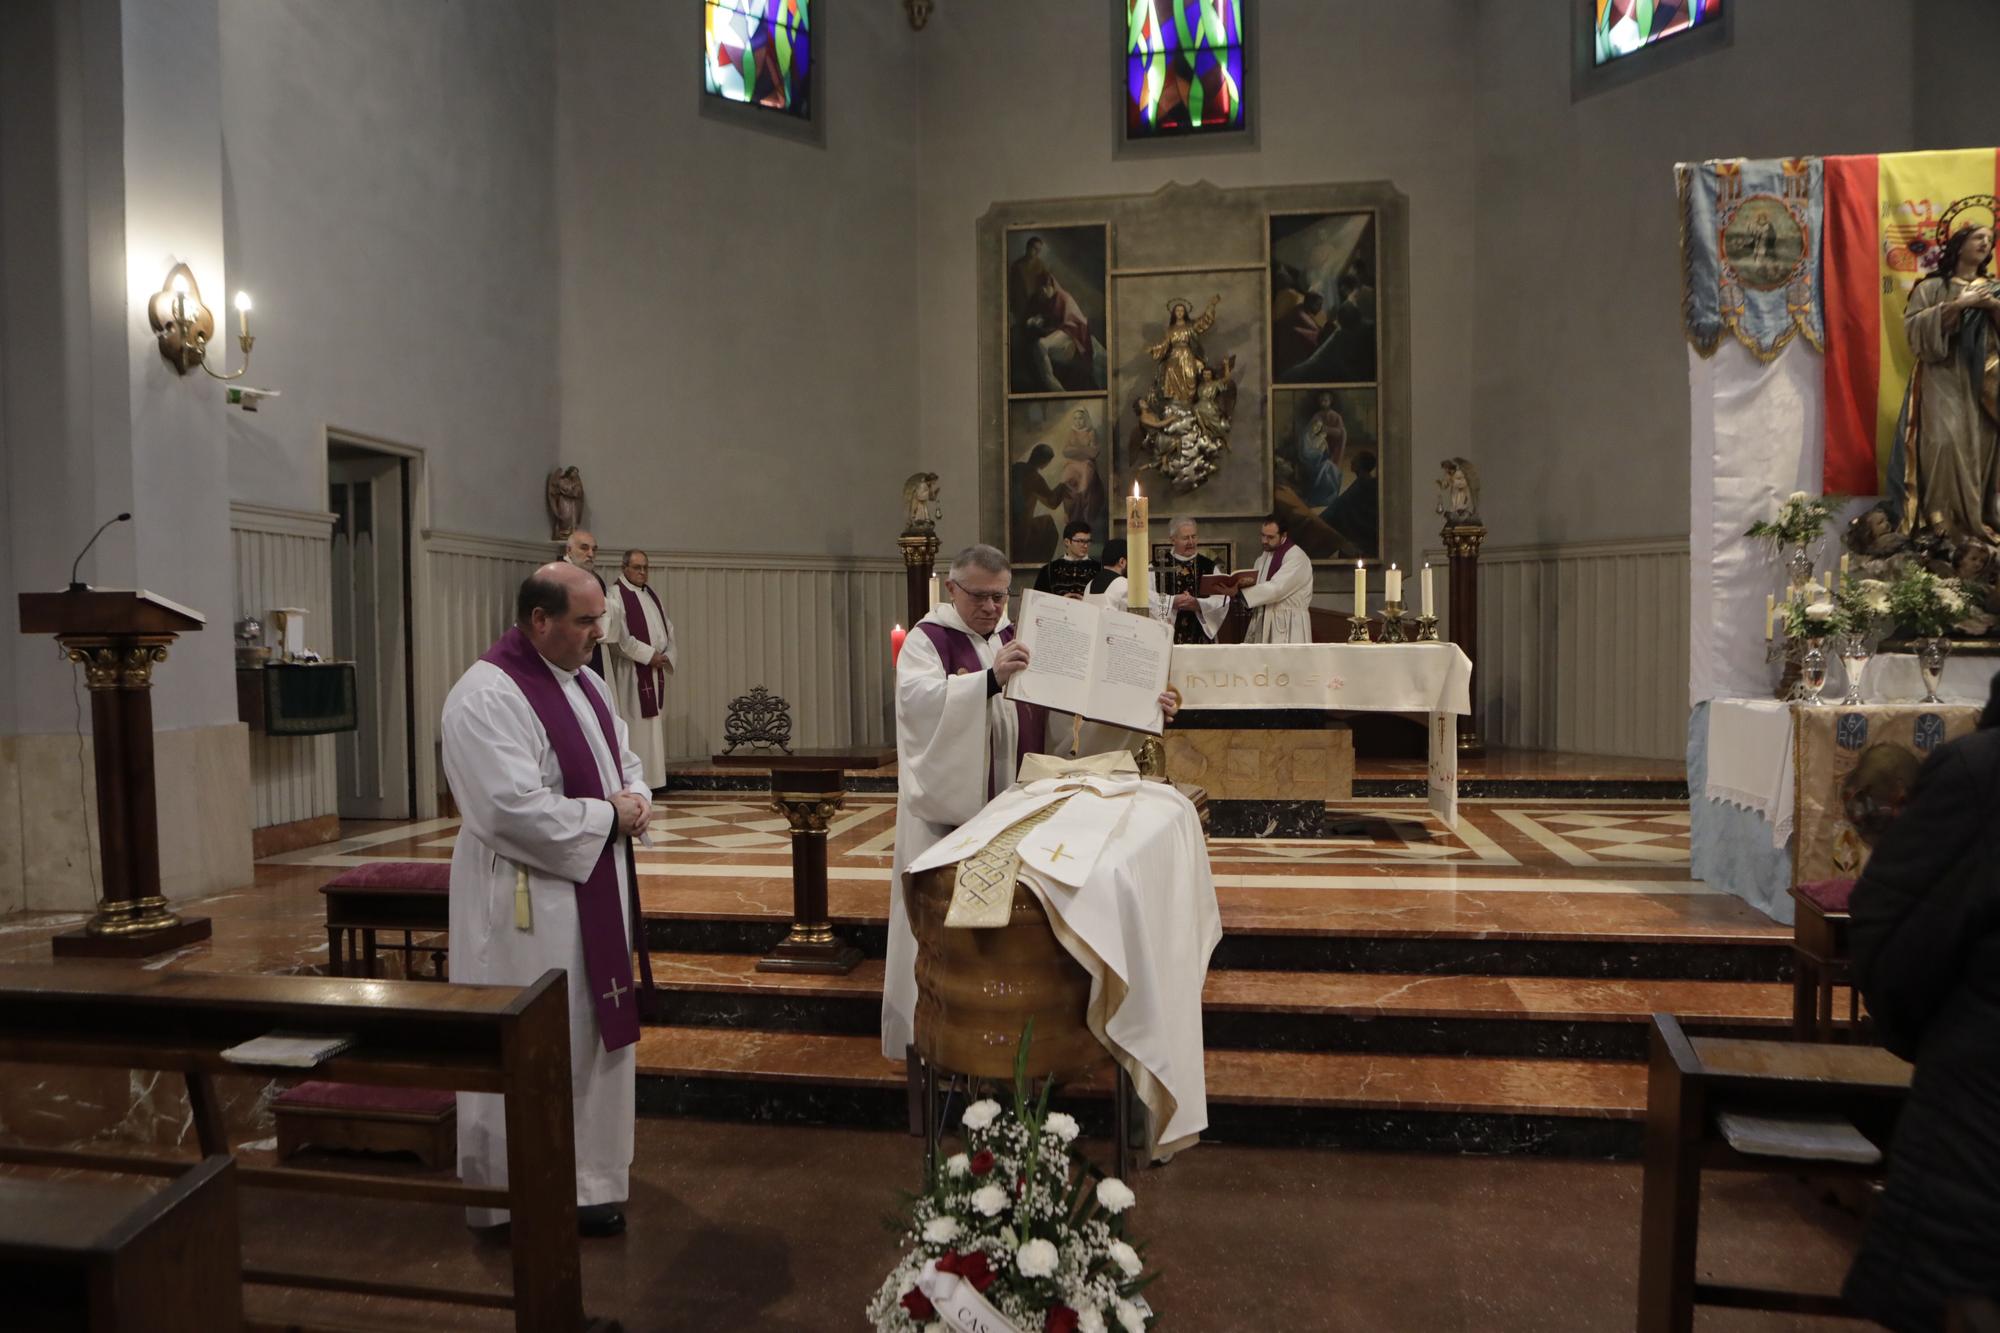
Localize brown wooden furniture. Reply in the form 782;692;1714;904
273;1081;457;1168
1788;882;1856;1041
320;863;451;979
0;963;613;1332
709;746;897;974
17;588;211;958
0;1153;242;1332
1635;1013;1909;1333
900;531;940;627
1443;521;1485;756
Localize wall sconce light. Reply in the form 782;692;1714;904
147;262;255;380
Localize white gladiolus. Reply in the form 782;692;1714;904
971;1184;1009;1217
1016;1238;1060;1278
1096;1177;1137;1214
1109;1239;1143;1277
922;1216;961;1245
945;1153;970;1178
962;1099;1002;1131
1043;1112;1081;1143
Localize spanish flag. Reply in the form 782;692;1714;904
1823;148;2000;495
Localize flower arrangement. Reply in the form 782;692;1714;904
870;1032;1156;1333
1780;589;1847;641
1836;575;1892;638
1887;565;1970;639
1746;491;1844;548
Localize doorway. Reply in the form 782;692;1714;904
329;440;417;820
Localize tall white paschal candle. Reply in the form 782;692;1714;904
1385;563;1402;605
1353;560;1366;619
1127;482;1149;609
1421;563;1434;618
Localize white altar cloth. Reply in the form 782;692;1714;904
1166;642;1473;827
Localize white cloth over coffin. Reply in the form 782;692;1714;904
906;774;1221;1160
1087;573;1229;642
602;575;677;788
442;657;649;1224
1241;543;1314;644
885;604;1023;1059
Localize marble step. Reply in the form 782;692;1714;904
638;882;1791;980
640;953;1837;1059
633;1025;1649;1157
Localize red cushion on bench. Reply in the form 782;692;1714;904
274;1081;456;1116
324;861;451;892
1795;877;1856;914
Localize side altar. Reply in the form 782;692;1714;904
1165;641;1471;836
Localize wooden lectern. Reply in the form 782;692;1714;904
17;589;213;958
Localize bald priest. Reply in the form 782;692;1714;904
602;548;677;790
442;561;652;1239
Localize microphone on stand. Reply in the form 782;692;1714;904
68;513;132;592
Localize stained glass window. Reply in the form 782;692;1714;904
1125;1;1245;141
1591;0;1721;67
704;0;811;119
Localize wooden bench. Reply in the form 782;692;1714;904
0;963;613;1332
321;861;451;979
1635;1012;1910;1332
1788;878;1856;1041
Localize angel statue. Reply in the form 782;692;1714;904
901;471;942;535
1147;295;1221;405
546;466;585;541
1435;458;1481;525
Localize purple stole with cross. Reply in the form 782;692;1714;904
915;620;1049;798
479;626;639;1052
616;580;668;719
1258;538;1298;583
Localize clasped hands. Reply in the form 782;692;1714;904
609;790;652;837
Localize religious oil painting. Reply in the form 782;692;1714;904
1110;269;1267;520
1719;194;1806;292
1270;386;1380;562
703;0;812;119
1007;397;1108;565
1269;211;1378;385
1591;0;1721;67
1125;0;1246;141
1006;225;1109;395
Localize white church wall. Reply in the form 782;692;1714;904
553;0;922;557
217;0;560;539
911;0;1477;593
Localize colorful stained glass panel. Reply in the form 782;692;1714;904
1125;1;1245;140
704;0;811;118
1591;0;1721;67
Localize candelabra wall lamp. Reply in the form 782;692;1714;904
146;262;255;380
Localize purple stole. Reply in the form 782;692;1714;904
478;626;639;1052
616;581;668;719
915;620;1049;797
1258;539;1298;583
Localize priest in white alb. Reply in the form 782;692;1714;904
442;561;651;1239
602;548;676;791
1239;512;1314;644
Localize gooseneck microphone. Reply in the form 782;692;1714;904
68;513;132;592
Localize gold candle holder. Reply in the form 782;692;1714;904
1414;614;1440;642
1347;613;1373;644
1380;600;1407;642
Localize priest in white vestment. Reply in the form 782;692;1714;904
602;548;677;790
1240;513;1314;644
442;561;652;1238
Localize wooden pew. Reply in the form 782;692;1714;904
0;963;612;1333
1635;1012;1909;1333
0;1153;241;1331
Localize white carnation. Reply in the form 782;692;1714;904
945;1152;970;1178
962;1099;1002;1131
1804;600;1835;620
1939;586;1966;613
1077;1307;1107;1333
1115;1298;1148;1333
1095;1177;1136;1214
1864;589;1891;614
971;1184;1009;1217
923;1216;961;1245
1015;1238;1059;1278
1109;1239;1142;1278
1043;1112;1080;1144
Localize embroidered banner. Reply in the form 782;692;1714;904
1822;148;2000;495
1679;156;1823;362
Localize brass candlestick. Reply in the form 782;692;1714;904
1414;614;1440;642
1347;613;1373;644
1381;600;1407;642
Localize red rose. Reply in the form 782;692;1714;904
969;1149;996;1176
900;1287;936;1320
939;1249;997;1292
1046;1307;1081;1333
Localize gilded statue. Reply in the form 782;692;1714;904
901;471;942;535
546;466;585;541
1147;295;1221;404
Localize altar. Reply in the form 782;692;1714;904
1165;641;1471;835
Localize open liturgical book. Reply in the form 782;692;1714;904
1005;588;1173;734
1198;570;1256;596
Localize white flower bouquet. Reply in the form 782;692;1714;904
1887;565;1971;639
869;1030;1156;1333
1746;490;1844;548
